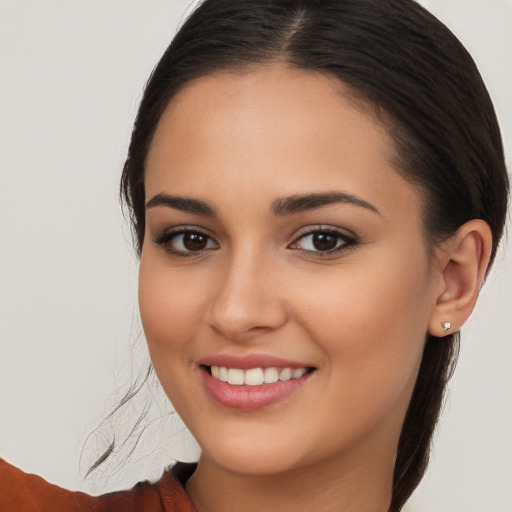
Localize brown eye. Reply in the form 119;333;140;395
154;229;219;256
183;232;208;251
290;228;358;255
311;232;338;251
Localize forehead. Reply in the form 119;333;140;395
145;65;422;221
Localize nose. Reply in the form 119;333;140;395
207;249;288;342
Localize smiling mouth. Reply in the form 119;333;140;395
203;365;315;386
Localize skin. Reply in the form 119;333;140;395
139;65;491;512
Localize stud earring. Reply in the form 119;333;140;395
441;321;452;332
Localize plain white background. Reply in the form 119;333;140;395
0;1;511;510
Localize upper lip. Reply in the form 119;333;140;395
197;353;314;370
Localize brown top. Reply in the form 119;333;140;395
0;459;198;512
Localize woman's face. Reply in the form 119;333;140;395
139;66;441;477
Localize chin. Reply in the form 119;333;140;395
199;434;309;477
209;452;300;477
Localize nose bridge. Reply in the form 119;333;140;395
208;241;286;340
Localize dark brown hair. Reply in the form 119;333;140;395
115;1;508;510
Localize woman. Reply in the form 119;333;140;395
1;1;509;511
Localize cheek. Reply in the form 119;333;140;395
292;263;431;446
293;253;432;382
138;257;207;358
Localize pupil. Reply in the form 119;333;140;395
184;233;207;251
313;232;337;251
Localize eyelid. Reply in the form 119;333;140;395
153;225;219;256
153;224;216;242
288;225;359;254
291;224;357;240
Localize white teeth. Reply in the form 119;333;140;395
209;365;308;385
227;368;245;385
244;368;265;386
218;366;228;382
292;368;307;379
278;367;293;381
264;367;279;383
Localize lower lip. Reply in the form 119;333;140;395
201;368;313;411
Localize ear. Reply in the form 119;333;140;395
428;219;493;337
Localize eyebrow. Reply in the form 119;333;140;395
145;191;380;218
271;192;381;216
145;193;217;216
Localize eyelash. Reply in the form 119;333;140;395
153;226;359;258
153;227;219;257
289;227;359;256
